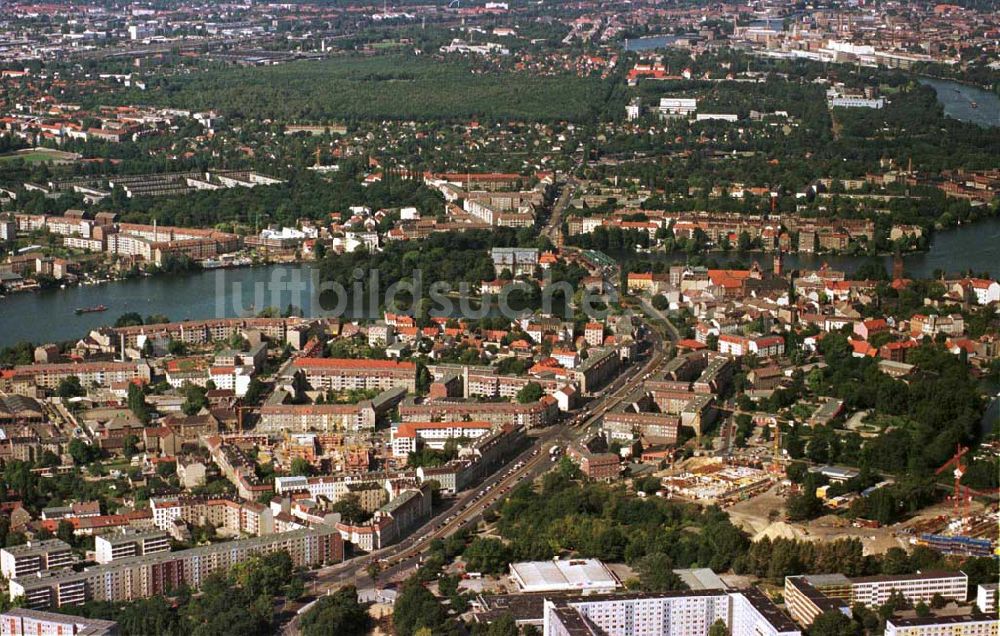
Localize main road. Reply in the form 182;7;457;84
281;307;677;633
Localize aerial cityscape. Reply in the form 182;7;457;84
0;0;997;635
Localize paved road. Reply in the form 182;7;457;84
281;317;673;633
542;177;577;242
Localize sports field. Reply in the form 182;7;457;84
0;148;81;164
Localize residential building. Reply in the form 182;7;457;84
9;527;343;609
784;572;968;627
541;588;801;636
258;402;377;434
149;496;273;537
977;583;998;613
399;397;557;430
390;421;494;457
290;358;416;392
884;613;998;636
0;541;73;580
730;589;803;636
94;530;170;564
1;609;118;636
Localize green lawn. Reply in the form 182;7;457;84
0;149;77;164
129;54;616;123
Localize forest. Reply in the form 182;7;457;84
315;227;550;316
115;54;615;124
93;164;442;229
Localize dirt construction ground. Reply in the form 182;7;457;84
725;485;911;555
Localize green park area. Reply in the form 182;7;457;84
132;54;618;123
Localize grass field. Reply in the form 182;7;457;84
132;54;617;123
0;148;80;164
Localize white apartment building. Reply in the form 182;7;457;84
94;530;170;564
977;583;998;613
850;571;968;607
659;97;698;117
274;474;394;504
543;591;748;636
390;421;493;457
730;590;802;636
884;613;999;636
0;541;73;580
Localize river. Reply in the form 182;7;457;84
1;217;999;348
624;34;685;52
919;77;1000;128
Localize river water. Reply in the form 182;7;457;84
1;217;998;348
624;34;685;52
918;77;1000;128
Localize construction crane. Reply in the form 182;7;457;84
769;422;783;475
935;444;969;518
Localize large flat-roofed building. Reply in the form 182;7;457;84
978;583;998;613
884;613;999;636
785;572;968;627
0;540;73;580
730;589;802;636
474;584;800;636
574;347;620;395
290;358;416;392
543;592;730;636
1;608;119;636
659;97;698;117
849;571;968;607
510;559;621;595
10;527;342;609
784;575;851;627
94;529;170;564
541;588;803;636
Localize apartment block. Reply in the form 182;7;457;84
884;613;999;636
0;540;73;580
785;572;968;627
542;589;795;636
258;402;377;434
9;361;151;392
274;472;404;509
113;317;294;349
9;527;342;609
1;609;118;636
391;421;494;457
335;484;432;552
149;496;273;537
399;397;557;429
290;358;416;392
415;424;526;494
730;589;803;636
94;530;170;564
850;571;968;607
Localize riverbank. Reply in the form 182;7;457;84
918;77;1000;128
2;217;999;348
